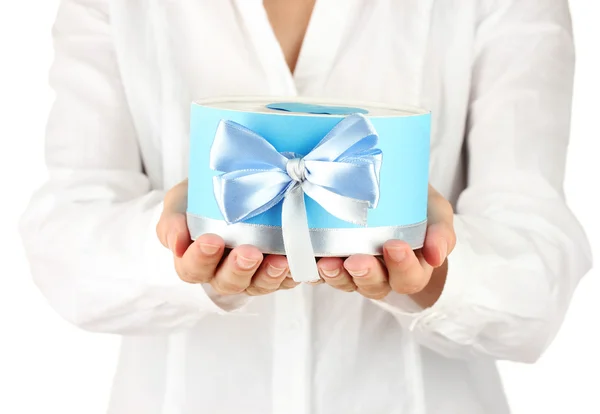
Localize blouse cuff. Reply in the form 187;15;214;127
371;218;477;334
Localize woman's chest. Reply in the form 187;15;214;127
117;1;474;101
111;0;478;196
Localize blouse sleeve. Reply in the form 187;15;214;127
19;0;252;336
372;0;593;363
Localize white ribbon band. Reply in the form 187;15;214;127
187;213;428;282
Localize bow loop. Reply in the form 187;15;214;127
305;113;379;162
210;120;288;172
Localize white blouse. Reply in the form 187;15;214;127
19;0;592;413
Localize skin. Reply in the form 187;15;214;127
263;0;316;73
156;0;457;308
156;182;455;308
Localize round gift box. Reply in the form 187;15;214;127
187;97;430;257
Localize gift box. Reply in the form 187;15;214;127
187;97;430;282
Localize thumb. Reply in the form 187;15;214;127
156;179;191;258
422;185;456;268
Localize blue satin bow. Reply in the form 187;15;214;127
210;113;383;282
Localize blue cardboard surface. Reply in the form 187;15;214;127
188;103;430;229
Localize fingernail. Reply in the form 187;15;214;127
386;246;407;262
199;243;220;256
347;268;369;277
236;254;259;270
320;267;340;278
266;264;287;278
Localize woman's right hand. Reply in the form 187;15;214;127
156;180;299;296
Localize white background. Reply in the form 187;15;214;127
0;2;598;413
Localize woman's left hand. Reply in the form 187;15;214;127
317;184;456;308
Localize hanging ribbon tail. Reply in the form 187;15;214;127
303;159;381;208
302;181;369;226
281;185;321;283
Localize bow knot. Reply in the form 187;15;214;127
286;158;307;183
209;113;383;282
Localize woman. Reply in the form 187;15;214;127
20;0;592;413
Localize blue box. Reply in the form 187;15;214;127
187;97;430;268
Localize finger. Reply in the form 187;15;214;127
279;276;300;290
157;213;192;258
156;180;191;258
174;233;225;284
422;221;455;268
163;179;189;213
383;240;432;294
246;255;289;296
317;257;356;292
211;245;263;295
423;185;456;267
343;254;391;300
